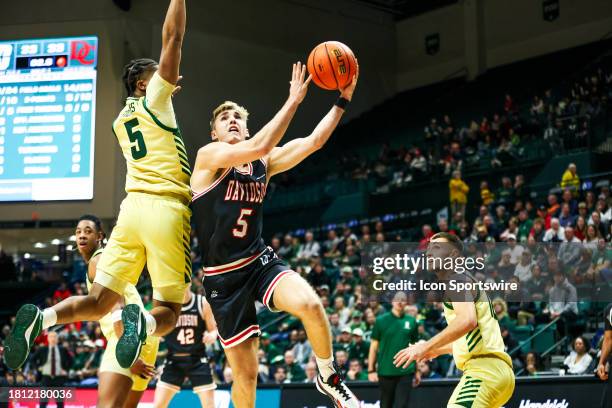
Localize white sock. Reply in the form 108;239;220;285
144;312;157;336
42;309;57;330
315;355;335;381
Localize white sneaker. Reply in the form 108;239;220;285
315;372;360;408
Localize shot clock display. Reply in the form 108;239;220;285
0;36;98;202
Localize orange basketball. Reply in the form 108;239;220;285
307;41;357;90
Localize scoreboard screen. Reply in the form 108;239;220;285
0;36;98;202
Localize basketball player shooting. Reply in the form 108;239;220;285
190;62;359;408
4;0;192;379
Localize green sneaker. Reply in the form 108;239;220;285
116;304;147;368
4;304;42;370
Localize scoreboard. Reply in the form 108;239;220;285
0;36;98;202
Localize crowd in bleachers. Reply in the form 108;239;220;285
328;63;611;190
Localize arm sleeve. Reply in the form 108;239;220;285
144;72;178;129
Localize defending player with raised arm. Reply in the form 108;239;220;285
393;233;515;408
74;215;160;408
190;63;359;408
4;1;192;381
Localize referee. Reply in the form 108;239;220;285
368;292;420;408
598;303;612;408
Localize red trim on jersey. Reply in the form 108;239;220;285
191;167;232;202
218;324;261;348
203;248;267;275
262;270;295;310
234;162;253;176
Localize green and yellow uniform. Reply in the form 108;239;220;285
88;248;159;391
95;72;192;304
443;286;515;408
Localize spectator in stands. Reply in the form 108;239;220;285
526;264;547;300
417;360;441;380
574;216;587;241
547;194;561;219
335;328;353;353
497;250;515;281
517;210;533;242
548;270;578;337
584;224;601;250
515;174;530;203
563;336;593;375
561;189;578;215
283;350;305;382
480;181;494;206
559;203;577;228
496;177;514;206
348;328;369;364
304;361;317;383
543;218;565;242
278;234;297;261
346;359;368;381
560;163;580;194
418;225;433;250
32;331;72;408
273;366;288;384
506;234;524;264
524;352;541;377
307;262;330;290
558;227;582;266
52;282;71;303
296;231;320;264
492;298;512;329
449;170;469;221
589;211;607;239
260;332;281;364
590;239;611;282
410;149;427;177
291;329;312;366
514;249;534;283
335;350;349;378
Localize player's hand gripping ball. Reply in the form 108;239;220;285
307;41;357;90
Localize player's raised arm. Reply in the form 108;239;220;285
158;0;186;85
194;62;311;171
267;62;359;178
394;301;477;368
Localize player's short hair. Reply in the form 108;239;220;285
430;232;464;253
122;58;158;96
210;101;249;130
78;214;103;232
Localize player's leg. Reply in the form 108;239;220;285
123;390;146;408
190;359;217;408
4;283;121;369
195;389;215;408
224;338;259;408
448;358;514;408
154;357;184;408
153;383;180;408
270;273;332;367
269;271;359;407
97;335;138;408
125;337;160;408
97;372;134;408
118;198;189;368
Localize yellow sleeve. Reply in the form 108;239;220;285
144;72;177;129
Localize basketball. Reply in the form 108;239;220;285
307;41;357;90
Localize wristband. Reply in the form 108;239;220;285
335;96;350;110
111;309;123;323
368;370;376;374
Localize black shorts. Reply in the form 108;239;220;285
203;247;294;348
159;356;215;391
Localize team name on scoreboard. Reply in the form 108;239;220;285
224;180;267;203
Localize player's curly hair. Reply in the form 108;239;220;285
78;214;103;232
122;58;158;96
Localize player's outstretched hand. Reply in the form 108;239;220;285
172;76;183;98
288;61;312;104
339;59;359;101
130;358;156;379
394;341;430;369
